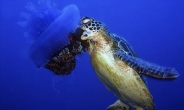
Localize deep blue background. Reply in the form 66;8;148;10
0;0;184;110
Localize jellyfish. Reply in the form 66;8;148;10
18;0;88;75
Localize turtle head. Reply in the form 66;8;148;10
80;16;106;40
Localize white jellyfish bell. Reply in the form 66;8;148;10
18;0;85;75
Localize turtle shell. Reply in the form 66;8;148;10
111;33;138;57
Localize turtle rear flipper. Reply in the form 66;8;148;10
114;50;179;79
107;100;130;110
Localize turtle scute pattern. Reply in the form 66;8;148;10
111;33;138;57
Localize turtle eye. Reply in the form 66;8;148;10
82;17;91;24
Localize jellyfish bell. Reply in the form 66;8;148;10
18;0;88;75
28;4;81;68
18;0;61;41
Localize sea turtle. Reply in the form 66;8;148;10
80;16;179;110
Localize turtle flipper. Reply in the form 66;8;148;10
114;50;179;79
107;100;130;110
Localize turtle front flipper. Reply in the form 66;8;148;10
114;50;179;79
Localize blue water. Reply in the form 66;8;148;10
0;0;184;110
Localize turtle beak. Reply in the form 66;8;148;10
81;31;90;40
80;23;93;40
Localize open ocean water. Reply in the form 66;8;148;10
0;0;184;110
